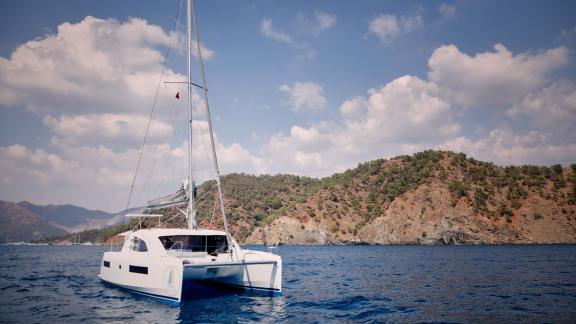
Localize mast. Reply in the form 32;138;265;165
191;0;231;244
186;0;196;229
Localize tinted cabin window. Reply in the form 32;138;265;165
159;235;227;253
207;235;228;254
103;261;110;268
132;238;148;252
129;265;148;274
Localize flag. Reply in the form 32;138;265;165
175;92;180;99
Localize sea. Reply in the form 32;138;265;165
0;244;575;323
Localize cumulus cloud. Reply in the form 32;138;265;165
0;16;213;115
438;3;456;19
278;81;327;112
367;13;423;43
439;129;576;166
0;15;266;211
43;113;174;147
507;81;576;136
266;75;460;176
0;127;265;211
3;23;576;211
428;44;569;107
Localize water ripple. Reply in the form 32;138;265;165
0;245;575;322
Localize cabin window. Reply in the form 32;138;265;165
207;235;228;254
158;235;228;253
132;237;148;252
129;265;148;274
103;261;110;268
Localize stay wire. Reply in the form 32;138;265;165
122;0;184;225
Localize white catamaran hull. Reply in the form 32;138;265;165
99;248;281;302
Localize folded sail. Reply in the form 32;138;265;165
145;180;191;211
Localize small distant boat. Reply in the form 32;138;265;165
98;0;282;303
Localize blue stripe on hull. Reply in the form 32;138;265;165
100;278;281;303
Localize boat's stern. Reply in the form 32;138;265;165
241;249;282;295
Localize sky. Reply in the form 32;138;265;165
1;0;576;212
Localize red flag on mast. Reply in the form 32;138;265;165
175;92;180;99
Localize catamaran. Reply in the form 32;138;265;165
98;0;282;303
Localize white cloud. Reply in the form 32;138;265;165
367;13;423;43
266;75;460;176
278;81;327;112
260;18;316;60
260;19;294;45
43;113;174;147
0;124;265;211
439;3;456;19
0;16;213;115
428;44;569;107
315;11;337;31
339;96;367;119
439;129;576;166
507;81;576;137
296;11;337;36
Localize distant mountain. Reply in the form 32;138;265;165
0;200;122;242
18;201;115;230
0;201;68;242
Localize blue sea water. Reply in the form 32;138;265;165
0;244;575;323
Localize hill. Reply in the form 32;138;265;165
18;201;117;231
0;200;120;242
0;201;68;242
192;150;576;245
34;150;576;245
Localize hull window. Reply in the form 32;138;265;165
129;265;148;274
103;261;110;268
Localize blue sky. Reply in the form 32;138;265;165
1;0;575;211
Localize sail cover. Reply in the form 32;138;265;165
145;179;190;211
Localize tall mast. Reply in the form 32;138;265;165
186;0;196;229
190;0;231;244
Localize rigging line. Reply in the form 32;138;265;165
136;81;185;204
195;182;218;204
123;0;184;219
191;0;232;246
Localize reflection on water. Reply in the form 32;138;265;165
1;244;575;322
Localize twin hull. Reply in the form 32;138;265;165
99;250;282;302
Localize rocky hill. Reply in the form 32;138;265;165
32;151;576;245
0;201;68;241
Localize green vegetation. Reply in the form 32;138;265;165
35;150;575;244
570;164;576;204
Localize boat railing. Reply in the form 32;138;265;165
267;240;280;254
